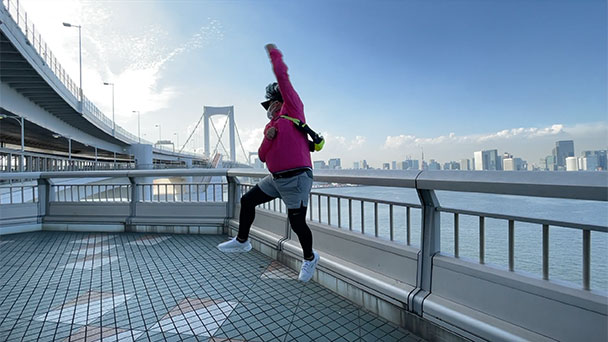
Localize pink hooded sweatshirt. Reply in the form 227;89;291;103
258;48;312;174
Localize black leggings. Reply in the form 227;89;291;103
237;185;314;260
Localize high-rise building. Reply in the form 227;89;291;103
401;159;419;170
504;158;525;171
361;160;369;169
328;158;341;169
353;161;360;169
474;150;499;170
580;155;598;171
581;150;607;170
443;161;460;170
554;140;575;168
382;163;390;170
474;151;482;170
428;159;441;170
566;157;578;171
391;161;397;170
460;159;471;171
313;160;327;169
545;155;557;171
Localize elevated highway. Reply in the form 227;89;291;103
0;0;210;171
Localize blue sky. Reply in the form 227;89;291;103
20;0;608;167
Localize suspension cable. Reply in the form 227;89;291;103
211;117;230;157
234;122;249;164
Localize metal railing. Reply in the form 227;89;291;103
242;183;422;244
48;182;226;203
1;168;607;292
137;183;227;203
0;149;134;172
0;182;37;204
52;184;131;202
234;169;607;291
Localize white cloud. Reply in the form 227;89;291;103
383;123;572;150
19;0;223;129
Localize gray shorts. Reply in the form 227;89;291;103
258;169;313;209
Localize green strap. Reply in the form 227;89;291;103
280;115;325;151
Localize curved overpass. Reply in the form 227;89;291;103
0;0;208;169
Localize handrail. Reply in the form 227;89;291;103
416;170;608;201
1;168;606;202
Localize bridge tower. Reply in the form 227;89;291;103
203;106;236;162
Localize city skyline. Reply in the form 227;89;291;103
312;139;607;171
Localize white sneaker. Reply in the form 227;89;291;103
217;237;252;253
298;251;319;282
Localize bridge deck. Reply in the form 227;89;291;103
0;232;424;341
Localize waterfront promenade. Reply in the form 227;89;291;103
0;231;423;342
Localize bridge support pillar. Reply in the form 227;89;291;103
203;106;236;162
131;144;153;201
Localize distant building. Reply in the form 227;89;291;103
474;150;499;170
581;150;607;170
545;155;557;171
503;158;524;171
566;157;578;171
382;163;390;170
428;159;441;170
353;161;360;169
401;159;419;170
554;140;575;168
580;155;598;171
328;158;341;169
391;161;397;170
443;161;460;170
313;160;327;169
361;160;369;169
460;159;471;171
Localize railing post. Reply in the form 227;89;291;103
36;178;51;221
410;188;441;316
125;176;138;232
583;229;590;290
226;174;240;222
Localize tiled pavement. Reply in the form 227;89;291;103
0;232;425;341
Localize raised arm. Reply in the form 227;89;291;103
265;44;304;121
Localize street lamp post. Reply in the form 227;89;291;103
52;134;72;169
62;22;82;105
0;114;25;171
155;124;161;146
132;110;141;143
103;82;115;136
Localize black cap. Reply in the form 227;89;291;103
261;82;282;109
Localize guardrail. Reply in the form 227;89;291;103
1;168;606;341
0;148;134;172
